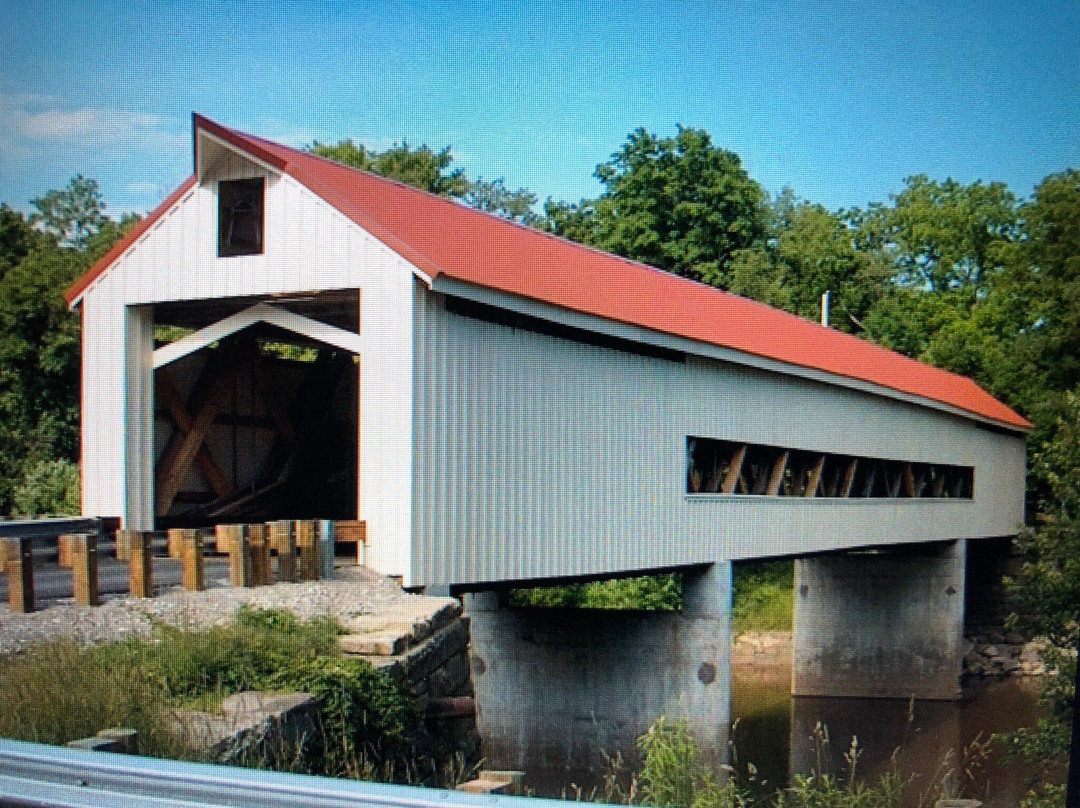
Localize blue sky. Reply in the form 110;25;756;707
1;0;1077;217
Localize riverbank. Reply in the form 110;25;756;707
733;629;1048;682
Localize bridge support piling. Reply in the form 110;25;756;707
792;540;966;700
465;562;733;782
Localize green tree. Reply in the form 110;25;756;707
546;126;766;287
0;246;85;512
861;174;1019;293
844;176;1019;360
0;179;134;514
728;191;890;332
29;175;109;249
0;204;43;279
462;177;541;226
309;139;467;197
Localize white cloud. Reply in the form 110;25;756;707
0;93;186;164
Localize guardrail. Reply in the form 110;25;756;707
0;517;113;542
0;739;569;808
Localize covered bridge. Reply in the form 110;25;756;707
67;115;1031;770
67;113;1028;588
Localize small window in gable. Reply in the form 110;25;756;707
218;177;264;257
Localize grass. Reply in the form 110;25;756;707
733;561;794;635
0;607;422;779
615;717;977;808
0;639;198;759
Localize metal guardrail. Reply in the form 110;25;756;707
0;739;573;808
0;517;109;542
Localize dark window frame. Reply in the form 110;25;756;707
218;177;265;257
686;435;974;500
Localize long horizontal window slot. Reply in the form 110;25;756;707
686;436;973;499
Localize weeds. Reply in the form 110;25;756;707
621;715;993;808
0;608;424;781
733;561;794;635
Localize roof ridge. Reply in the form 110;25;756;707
64;114;1031;431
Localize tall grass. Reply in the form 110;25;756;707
0;607;421;779
626;717;981;808
0;640;197;758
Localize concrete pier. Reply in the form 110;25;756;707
466;562;733;779
793;540;966;700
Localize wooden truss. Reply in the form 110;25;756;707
153;302;360;518
687;438;973;499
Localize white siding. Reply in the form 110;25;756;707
412;293;1027;587
79;150;417;576
80;301;154;529
80;156;414;306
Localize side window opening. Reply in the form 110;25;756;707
218;177;264;257
686;436;974;500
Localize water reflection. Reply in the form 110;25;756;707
733;668;1046;808
523;667;1048;803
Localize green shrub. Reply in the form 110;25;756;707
271;654;419;777
138;606;341;702
637;718;748;808
733;561;794;634
11;457;79;517
0;609;418;780
511;574;682;611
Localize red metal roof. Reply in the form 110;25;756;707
67;114;1031;431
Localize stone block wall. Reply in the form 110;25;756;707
338;598;480;771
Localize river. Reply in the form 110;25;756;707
523;647;1052;805
732;664;1049;807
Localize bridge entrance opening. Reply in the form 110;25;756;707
151;291;360;528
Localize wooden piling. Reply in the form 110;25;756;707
268;521;296;583
248;524;270;586
296;520;318;581
317;520;336;579
166;528;185;559
128;532;153;598
178;529;204;591
115;529;137;562
57;533;76;568
214;524;242;555
224;525;253;587
3;538;34;613
335;520;366;566
70;534;99;607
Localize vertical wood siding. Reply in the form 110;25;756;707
79;151;417;577
411;293;1027;587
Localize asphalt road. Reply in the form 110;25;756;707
0;556;231;603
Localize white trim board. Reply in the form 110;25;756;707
152;302;362;368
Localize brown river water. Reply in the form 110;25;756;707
524;650;1053;806
731;665;1049;808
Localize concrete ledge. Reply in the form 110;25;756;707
169;691;318;764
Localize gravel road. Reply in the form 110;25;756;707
0;565;423;655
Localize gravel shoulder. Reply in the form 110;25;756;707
0;566;440;655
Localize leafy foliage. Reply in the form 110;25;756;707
29;176;108;249
11;458;79;517
728;192;889;334
0;184;135;515
462;177;542;225
511;573;682;611
309;139;467;197
546;126;766;286
0;608;420;779
733;561;794;634
637;718;749;808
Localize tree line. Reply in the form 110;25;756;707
2;129;1075;803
